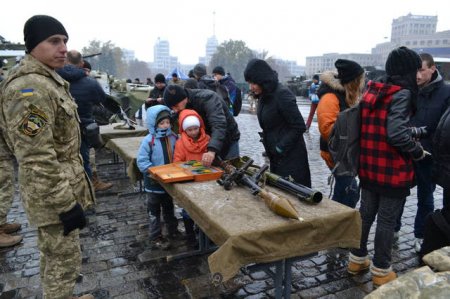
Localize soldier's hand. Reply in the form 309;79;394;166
59;203;87;236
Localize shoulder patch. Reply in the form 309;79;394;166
18;104;49;137
21;88;34;97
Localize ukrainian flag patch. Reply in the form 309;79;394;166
21;88;34;97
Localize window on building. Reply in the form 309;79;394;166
444;40;448;45
436;40;440;45
420;40;425;45
427;40;433;45
413;41;418;45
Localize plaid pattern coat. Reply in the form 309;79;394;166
359;81;416;197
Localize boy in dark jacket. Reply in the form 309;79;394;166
347;47;426;286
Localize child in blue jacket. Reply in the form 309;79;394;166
137;105;179;249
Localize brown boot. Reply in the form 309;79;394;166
72;294;94;299
0;232;23;248
0;222;21;234
92;171;113;192
372;271;397;287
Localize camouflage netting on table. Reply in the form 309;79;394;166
365;246;450;298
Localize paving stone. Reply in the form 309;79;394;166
0;102;443;297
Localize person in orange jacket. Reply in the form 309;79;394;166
317;59;365;208
173;109;210;244
174;109;210;162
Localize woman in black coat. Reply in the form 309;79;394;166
244;59;311;187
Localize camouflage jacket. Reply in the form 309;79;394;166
0;55;95;227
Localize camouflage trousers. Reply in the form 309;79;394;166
0;156;14;225
89;148;96;173
38;224;81;299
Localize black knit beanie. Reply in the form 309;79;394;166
335;59;364;84
24;15;68;53
193;63;207;78
385;46;422;76
154;73;166;84
163;85;187;108
212;66;225;76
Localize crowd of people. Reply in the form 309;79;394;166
0;14;449;297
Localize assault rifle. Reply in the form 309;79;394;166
231;157;322;204
217;158;302;221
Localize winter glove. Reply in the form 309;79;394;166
59;202;86;236
413;149;432;161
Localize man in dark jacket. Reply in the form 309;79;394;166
57;50;112;190
409;53;450;252
163;85;240;166
244;59;311;187
347;47;426;287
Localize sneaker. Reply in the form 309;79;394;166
347;259;370;275
150;236;171;250
414;238;423;253
372;271;397;287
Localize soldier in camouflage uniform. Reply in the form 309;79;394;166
0;129;23;247
0;15;95;299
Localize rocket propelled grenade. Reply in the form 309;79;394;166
217;158;302;221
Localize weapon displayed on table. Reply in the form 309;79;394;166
111;106;137;130
217;158;303;221
230;157;322;204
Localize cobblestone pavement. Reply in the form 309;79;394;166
0;99;444;298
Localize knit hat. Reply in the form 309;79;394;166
184;78;199;89
212;66;225;76
193;63;207;78
385;46;422;76
24;15;68;53
335;59;364;84
155;110;171;125
154;73;166;84
163;85;187;108
182;115;201;131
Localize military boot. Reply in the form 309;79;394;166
0;232;23;248
92;171;113;191
71;294;94;299
0;222;21;234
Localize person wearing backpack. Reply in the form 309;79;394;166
317;59;365;208
213;66;242;116
347;47;427;287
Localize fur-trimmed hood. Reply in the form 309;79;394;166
244;59;278;94
317;71;345;99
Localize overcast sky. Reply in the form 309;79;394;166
1;0;448;65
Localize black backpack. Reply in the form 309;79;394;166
232;87;242;116
328;102;361;177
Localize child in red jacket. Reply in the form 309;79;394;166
174;109;210;162
174;109;210;244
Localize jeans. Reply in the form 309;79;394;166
224;140;240;160
146;192;178;240
80;138;92;179
332;176;360;208
351;188;406;269
414;156;436;238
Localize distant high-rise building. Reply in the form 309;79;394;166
122;49;135;62
154;38;170;70
153;37;179;73
205;35;218;66
391;14;437;43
